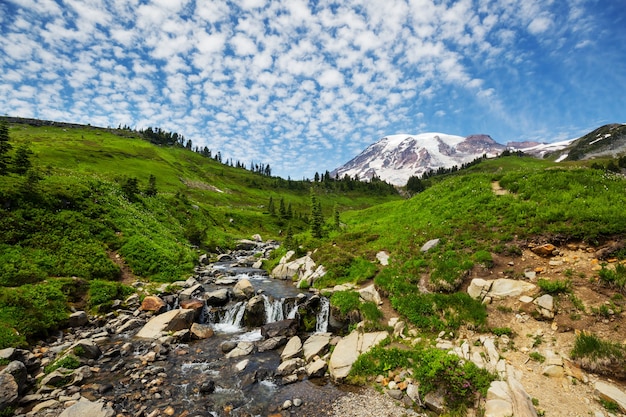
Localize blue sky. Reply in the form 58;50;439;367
1;0;624;179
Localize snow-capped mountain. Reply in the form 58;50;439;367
331;133;506;186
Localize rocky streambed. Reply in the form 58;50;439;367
1;239;362;417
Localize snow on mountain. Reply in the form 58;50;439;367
331;133;505;186
512;139;575;159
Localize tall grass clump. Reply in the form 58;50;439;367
571;332;626;378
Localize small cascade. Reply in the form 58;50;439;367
263;294;285;323
210;301;246;333
316;297;330;333
286;300;299;319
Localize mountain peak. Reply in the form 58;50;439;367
331;133;505;186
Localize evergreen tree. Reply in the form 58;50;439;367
121;177;140;202
406;175;425;194
0;121;12;175
310;189;323;238
268;196;276;215
286;202;293;219
145;174;157;197
12;143;33;175
333;204;340;229
279;197;287;219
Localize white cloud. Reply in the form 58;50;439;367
528;16;553;35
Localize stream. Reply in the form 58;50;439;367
85;246;346;417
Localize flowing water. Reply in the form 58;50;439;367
93;251;338;417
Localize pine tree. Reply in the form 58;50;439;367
0;121;12;175
121;177;140;202
268;196;275;215
333;204;340;229
310;189;323;238
12;143;33;175
279;197;287;219
145;174;157;197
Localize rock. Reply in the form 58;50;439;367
329;330;388;380
387;389;403;400
190;323;214;339
424;390;446;413
393;320;406;338
58;397;115;417
204;289;230;307
225;341;255;358
271;254;326;286
542;365;565;378
68;311;89;327
233;279;255;300
252;234;263;242
0;361;27;394
199;254;209;265
406;383;421;405
293;398;303;407
594;381;626;413
71;339;102;359
179;284;205;302
180;299;205;321
467;278;492;300
534;294;555;319
489;279;536;298
236;239;258;250
199;380;215;394
281;336;303;361
532;243;557;257
245;295;267;327
40;369;75;388
302;333;331;362
261;319;299;339
420;238;440;252
282;399;293;409
257;336;287;352
0;374;18;411
305;358;327;378
216;253;234;262
135;309;195;339
376;251;389;266
140;296;167;313
31;399;60;413
276;358;305;376
115;318;143;334
220;341;238;354
235;359;249;372
358;284;382;305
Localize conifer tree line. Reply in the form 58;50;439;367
0;121;33;176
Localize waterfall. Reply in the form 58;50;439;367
263;294;285;323
286;299;299;319
211;301;246;333
316;297;330;333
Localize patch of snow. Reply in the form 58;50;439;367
555;153;569;162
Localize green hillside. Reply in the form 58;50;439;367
0;118;400;347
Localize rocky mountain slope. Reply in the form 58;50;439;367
331;133;505;186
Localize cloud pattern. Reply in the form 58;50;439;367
0;0;624;178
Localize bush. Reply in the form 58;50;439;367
492;327;513;337
44;354;80;374
330;291;361;316
571;332;626;378
429;250;473;292
537;278;571;295
598;263;626;290
88;279;134;308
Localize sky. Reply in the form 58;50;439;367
1;0;625;180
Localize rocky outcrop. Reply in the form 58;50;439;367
329;329;389;381
468;278;536;302
59;398;115;417
270;252;326;287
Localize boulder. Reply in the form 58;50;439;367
233;279;255;300
190;323;215;340
261;319;299;339
257;336;287;352
358;284;382;305
594;381;626;413
180;299;205;321
329;330;388;380
225;341;255;358
468;278;492;300
376;251;389;266
140;296;167;313
245;295;267;327
71;339;101;360
305;358;327;378
59;398;115;417
489;279;536;298
135;309;195;339
236;239;258;250
204;289;230;306
302;333;331;362
68;311;89;327
0;374;18;411
531;243;557;257
0;361;27;394
281;336;302;361
534;294;555;319
276;358;305;376
179;284;205;302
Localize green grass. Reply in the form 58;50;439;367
537;278;571;295
571;332;626;377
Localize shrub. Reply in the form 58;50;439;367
529;352;546;363
537;278;571;295
44;354;81;374
571;332;626;378
429;250;473;292
88;279;134;308
598;263;626;291
330;291;360;316
492;327;513;337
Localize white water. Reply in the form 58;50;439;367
263;295;285;323
211;301;246;333
316;297;330;333
286;299;299;319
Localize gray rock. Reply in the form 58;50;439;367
358;284;382;305
0;374;18;411
59;397;115;417
190;323;214;339
281;336;303;361
135;309;195;339
245;295;267;327
420;238;440;252
595;381;626;413
302;332;331;362
305;358;327;378
260;319;298;339
204;289;230;306
329;330;388;380
68;311;89;327
71;339;102;360
233;279;255;300
225;341;255;358
424;390;446;413
179;284;205;302
276;358;305;376
467;278;492;300
0;360;27;394
257;336;287;352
